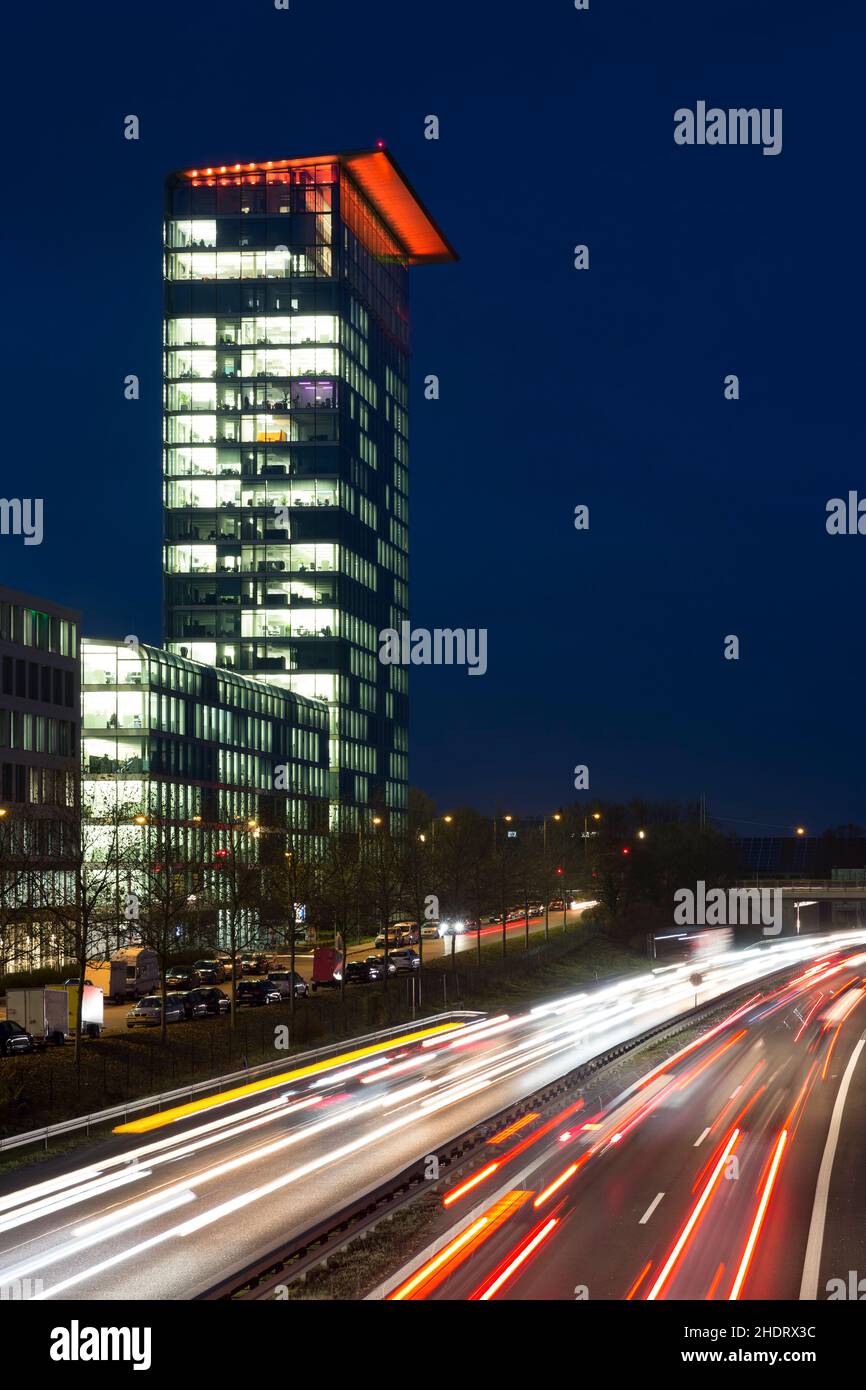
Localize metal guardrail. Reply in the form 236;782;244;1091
0;1010;483;1154
740;880;866;891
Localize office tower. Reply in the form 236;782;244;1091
162;148;456;832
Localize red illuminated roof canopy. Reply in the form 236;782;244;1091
174;148;457;266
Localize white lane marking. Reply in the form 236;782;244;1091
799;1035;866;1299
639;1192;665;1225
694;1127;710;1147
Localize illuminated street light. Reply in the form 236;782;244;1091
795;826;806;837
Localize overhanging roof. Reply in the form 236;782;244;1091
172;147;457;267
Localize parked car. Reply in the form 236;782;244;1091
374;928;412;949
236;979;281;1007
387;948;420;973
528;903;545;917
240;953;270;975
365;954;398;979
166;966;199;990
126;994;186;1028
267;970;308;999
334;960;376;985
193;959;226;984
392;920;420;944
174;990;209;1020
482;913;502;925
0;1020;35;1055
420;921;441;939
186;986;230;1017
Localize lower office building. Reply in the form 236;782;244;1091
80;637;329;949
0;586;81;970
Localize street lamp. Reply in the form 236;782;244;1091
795;826;806;836
430;815;452;851
493;812;512;847
583;810;601;860
542;813;564;941
637;828;647;840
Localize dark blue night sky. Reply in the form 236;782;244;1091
2;0;863;831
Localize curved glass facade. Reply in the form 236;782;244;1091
161;152;453;832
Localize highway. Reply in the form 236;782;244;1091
0;929;861;1302
383;940;866;1301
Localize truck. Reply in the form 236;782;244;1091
6;987;68;1045
310;946;343;991
83;948;160;1003
7;984;105;1042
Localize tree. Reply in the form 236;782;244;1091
205;817;264;1031
0;807;42;980
43;786;136;1066
134;823;204;1043
262;836;324;1022
318;834;367;1005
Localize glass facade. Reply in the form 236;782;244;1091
81;638;329;945
0;587;79;816
162;151;455;832
82;637;328;830
0;586;80;971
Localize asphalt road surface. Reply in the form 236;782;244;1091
0;929;860;1301
383;941;866;1301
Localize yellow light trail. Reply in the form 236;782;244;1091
113;1021;466;1134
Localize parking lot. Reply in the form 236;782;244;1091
0;905;595;1037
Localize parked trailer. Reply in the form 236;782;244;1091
84;949;160;1002
7;985;105;1041
7;987;69;1045
65;983;104;1037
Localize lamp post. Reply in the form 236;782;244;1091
493;813;512;849
583;810;601;862
542;812;562;941
430;814;452;853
